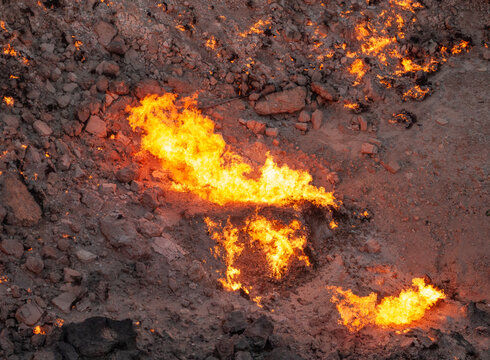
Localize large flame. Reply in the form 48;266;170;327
328;278;446;331
127;93;336;208
206;214;310;293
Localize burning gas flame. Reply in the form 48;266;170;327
206;214;310;293
3;96;14;106
127;94;336;208
328;277;446;331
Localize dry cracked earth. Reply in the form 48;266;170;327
0;0;489;359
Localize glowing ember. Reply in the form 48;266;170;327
403;85;430;101
0;275;8;283
33;326;46;335
127;94;337;208
205;36;217;50
3;43;18;56
3;96;14;106
328;277;446;331
349;58;367;85
54;318;64;327
239;19;271;38
206;214;310;293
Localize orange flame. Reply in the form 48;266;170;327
3;43;18;56
349;58;367;85
328;277;446;331
33;326;46;335
3;96;14;106
239;19;271;38
403;85;430;100
127;94;336;208
206;214;310;293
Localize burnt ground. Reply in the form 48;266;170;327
0;0;489;359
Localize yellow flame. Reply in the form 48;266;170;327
33;326;46;335
403;85;429;100
3;96;14;106
127;94;337;208
349;58;367;85
328;277;446;331
3;43;18;56
239;19;271;38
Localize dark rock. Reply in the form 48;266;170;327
115;166;139;183
265;347;304;360
0;173;42;226
56;341;79;360
243;315;274;350
51;292;77;313
311;82;338;101
96;61;120;77
135;79;164;100
140;188;162;210
106;36;127;55
0;239;24;259
215;337;234;360
61;317;137;358
255;87;306;115
222;311;247;334
25;256;44;274
311;109;323;130
94;21;117;47
100;216;138;248
85;115;106;137
109;81;130;95
16;303;43;326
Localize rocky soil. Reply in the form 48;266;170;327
0;0;489;359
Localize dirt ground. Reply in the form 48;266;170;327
0;0;488;359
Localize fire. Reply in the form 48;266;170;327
239;19;271;38
403;85;430;101
3;43;18;56
3;96;14;106
74;40;83;51
54;318;64;327
451;40;470;54
328;277;446;331
0;275;8;283
127;94;336;208
349;58;367;85
205;36;217;50
206;214;310;293
33;326;46;335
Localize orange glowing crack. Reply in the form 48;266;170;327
328;277;446;331
127;94;337;208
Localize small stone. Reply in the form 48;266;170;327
100;216;138;248
100;183;116;193
109;81;129;95
152;235;188;261
361;143;378;155
187;260;206;282
33;120;53;137
362;238;381;254
358;116;368;131
265;128;278;137
311;82;338;101
435;118;448;126
77;107;90;123
16;303;43;326
51;292;77;313
135;79;163;100
246;120;266;135
96;61;120;77
298;110;310;123
295;123;308;131
235;351;253;360
64;268;82;283
222;311;247;334
75;249;97;263
106;36;126;55
85;115;106;137
244;316;274;350
94;21;117;47
57;95;71;108
2;114;20;129
0;239;24;258
115;166;139;183
63;83;78;93
96;76;109;93
311;109;323;130
254;87;306;115
381;160;401;174
25;256;44;274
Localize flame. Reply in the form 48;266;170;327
239;19;271;38
127;94;336;208
450;40;470;54
33;326;46;335
0;21;6;31
74;40;83;51
3;43;18;56
54;318;64;327
205;36;217;50
206;214;310;293
3;96;14;106
403;85;430;100
0;275;8;283
328;277;446;331
349;58;367;85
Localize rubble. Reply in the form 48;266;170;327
0;174;42;226
254;87;306;115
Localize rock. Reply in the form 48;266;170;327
265;348;304;360
77;107;90;123
361;143;378;155
0;205;6;223
311;82;338;101
25;256;44;274
96;76;109;93
2;114;20;129
96;61;120;77
64;268;82;283
435;118;448;126
246;120;266;135
152;235;188;261
235;352;253;360
0;239;24;258
243;316;274;350
137;218;162;238
85;115;106;137
222;311;248;334
215;337;234;360
62;317;137;358
109;80;130;95
33;120;53;137
0;173;42;226
295;123;308;131
311;109;323;130
94;21;117;47
358;116;368;131
100;216;138;248
187;260;206;282
298;110;310;123
75;248;97;263
140;188;161;210
265;128;278;137
15;303;43;326
106;36;126;55
115;166;139;183
135;79;164;100
254;87;306;115
381;160;401;174
362;238;381;254
57;95;71;108
51;292;77;313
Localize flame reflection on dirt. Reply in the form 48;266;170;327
328;277;446;331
